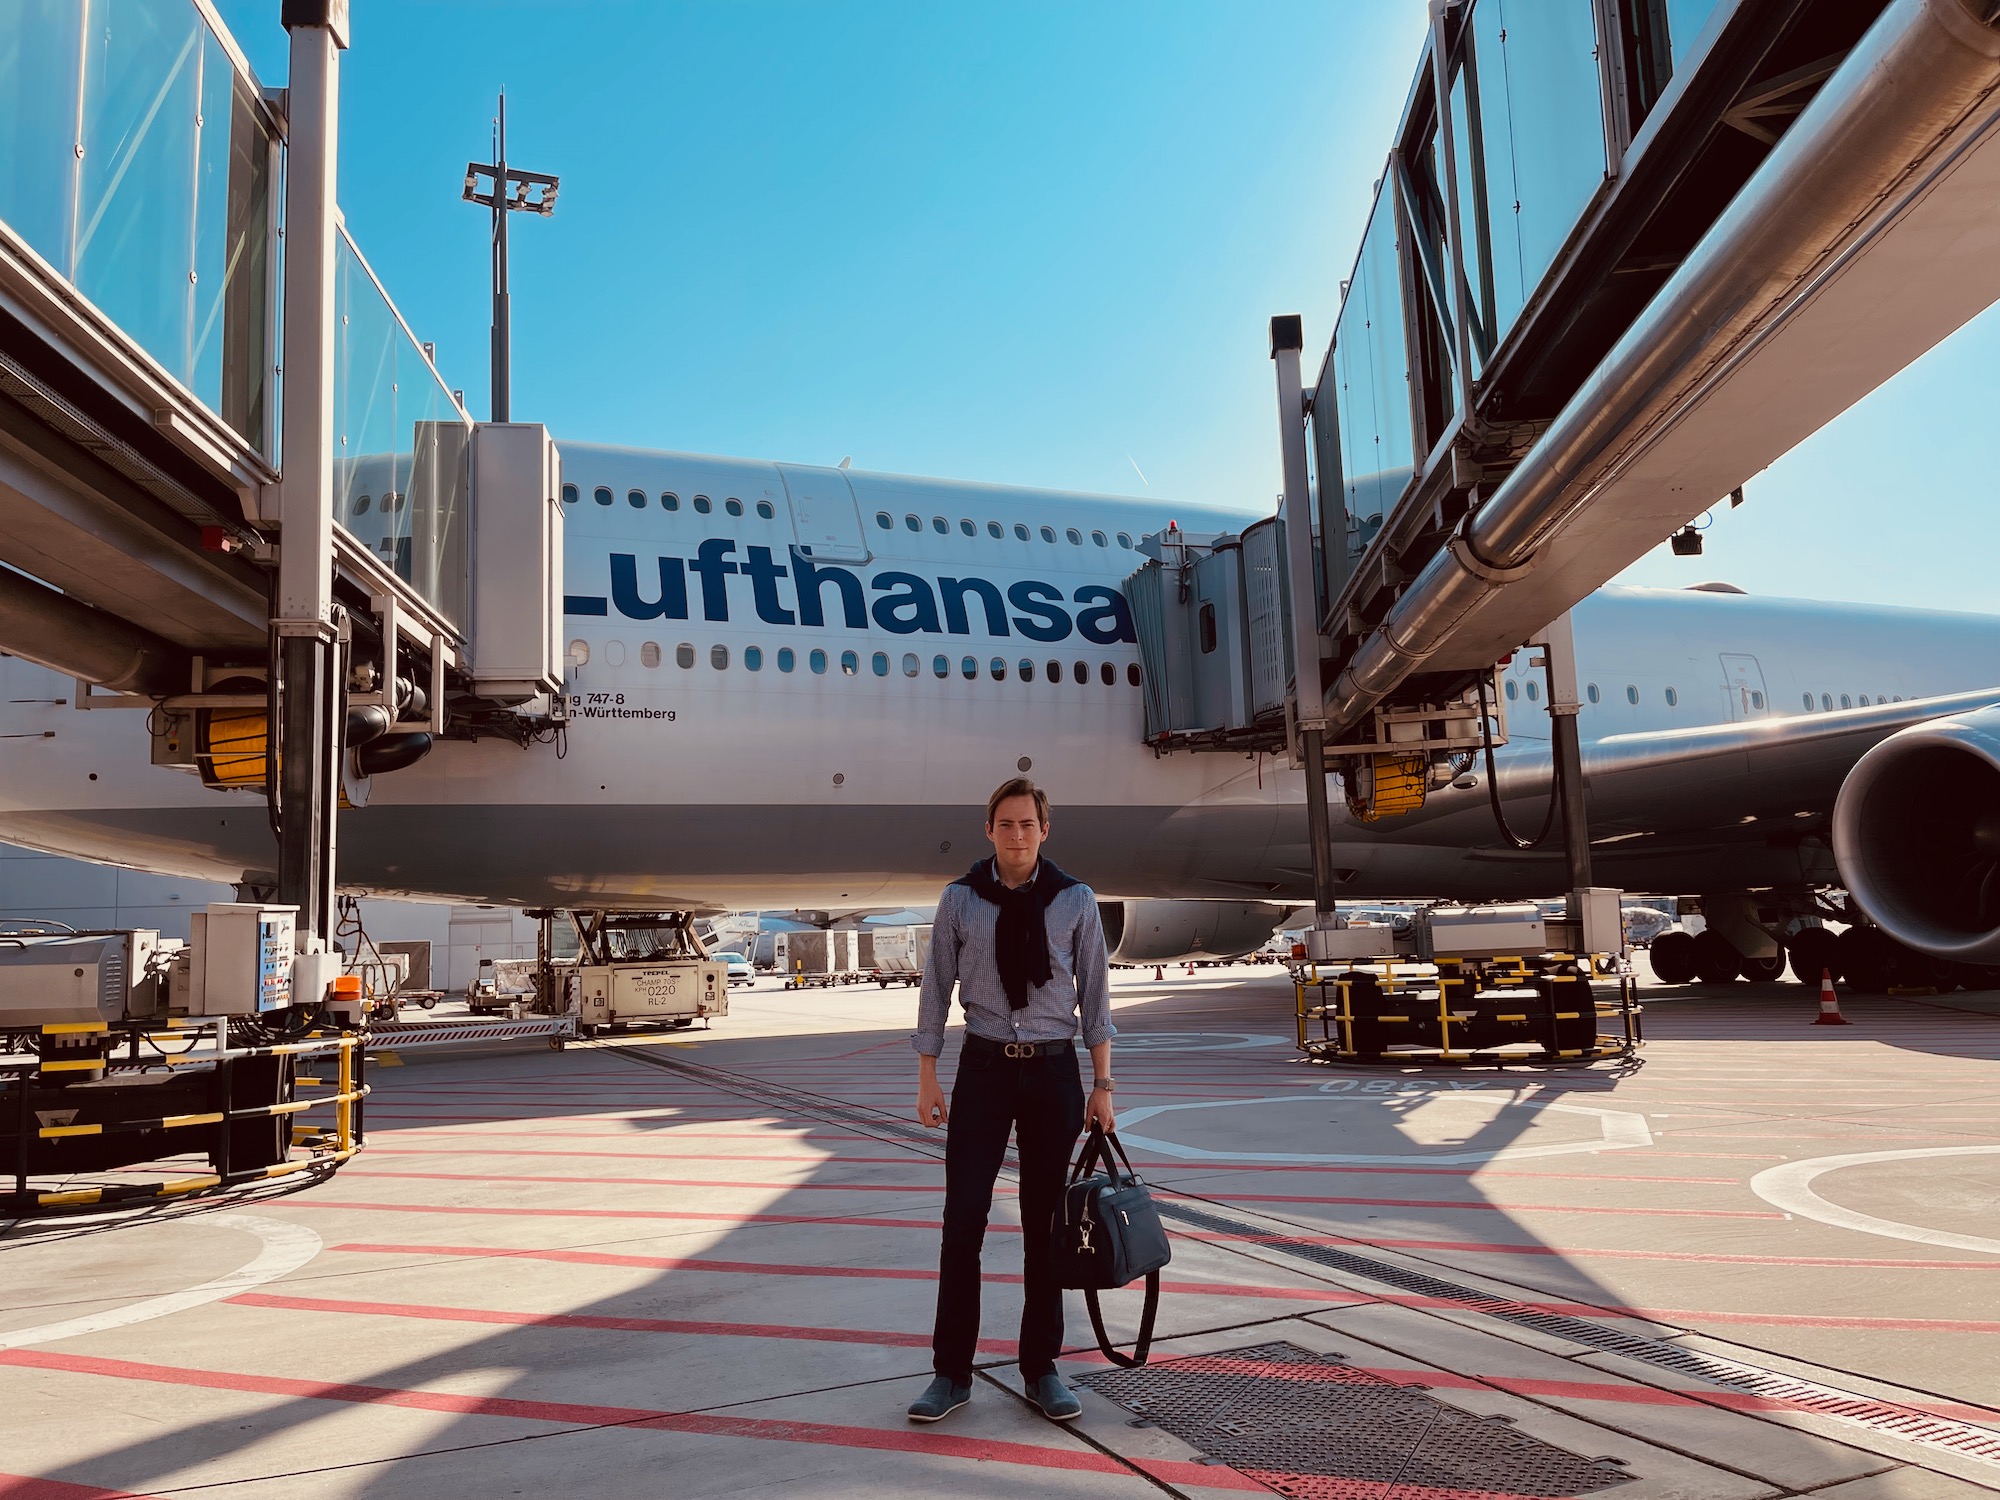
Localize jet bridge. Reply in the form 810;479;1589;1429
0;1;567;1204
1128;0;2000;946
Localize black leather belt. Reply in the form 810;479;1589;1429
963;1034;1073;1060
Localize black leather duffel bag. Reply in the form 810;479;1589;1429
1051;1124;1171;1366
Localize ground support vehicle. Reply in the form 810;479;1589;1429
542;911;728;1034
870;924;931;987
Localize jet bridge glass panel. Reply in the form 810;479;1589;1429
0;0;277;456
1451;0;1611;356
1330;186;1415;551
334;232;473;626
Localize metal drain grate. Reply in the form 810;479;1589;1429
1081;1340;1628;1499
617;1047;2000;1470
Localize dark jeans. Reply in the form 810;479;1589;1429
931;1042;1085;1383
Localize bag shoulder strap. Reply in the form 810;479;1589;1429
1084;1273;1159;1368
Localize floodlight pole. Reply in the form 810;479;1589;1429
463;92;559;423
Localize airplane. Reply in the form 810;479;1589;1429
1;439;1997;976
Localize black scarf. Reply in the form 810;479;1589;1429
954;857;1078;1009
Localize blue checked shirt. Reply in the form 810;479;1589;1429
912;871;1116;1057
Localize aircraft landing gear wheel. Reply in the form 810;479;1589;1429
1786;926;1840;985
1838;927;1892;993
1649;930;1697;985
1691;929;1744;984
1740;954;1786;982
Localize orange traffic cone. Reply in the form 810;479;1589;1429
1813;969;1852;1026
1153;966;1164;982
1185;962;1196;976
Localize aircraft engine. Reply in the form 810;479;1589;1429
1097;899;1292;965
1832;704;2000;961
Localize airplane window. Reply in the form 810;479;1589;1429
872;652;889;676
628;489;647;509
1893;694;1903;701
933;655;949;678
605;640;627;667
1625;685;1639;704
1840;694;1851;709
1525;680;1540;701
903;653;919;677
1099;661;1116;685
1040;525;1057;543
561;484;578;504
354;494;372;515
711;644;730;670
675;643;695;669
1066;528;1083;545
1857;694;1868;707
593;486;613;506
1803;693;1814;710
809;649;827;675
1048;658;1062;682
1126;663;1143;686
568;639;589;667
777;647;795;672
1069;661;1085;684
932;516;949;534
1665;686;1678;706
1821;693;1832;711
905;514;921;532
1505;679;1518;700
661;493;680;510
876;511;893;529
1091;530;1107;547
987;522;1003;539
991;658;1006;680
725;498;744;517
1014;523;1030;541
1117;532;1133;549
959;520;976;537
756;499;775;520
1751;690;1765;708
640;642;661;668
1020;659;1036;682
746;646;763;671
840;650;858;675
693;495;712;514
962;656;977;679
1586;683;1599;703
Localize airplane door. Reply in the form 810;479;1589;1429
1719;653;1770;720
778;464;870;563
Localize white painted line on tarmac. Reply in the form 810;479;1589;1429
1749;1145;2000;1255
1115;1092;1653;1165
0;1214;323;1351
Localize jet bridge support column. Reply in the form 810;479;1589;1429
1538;612;1592;894
1271;316;1341;933
273;2;350;951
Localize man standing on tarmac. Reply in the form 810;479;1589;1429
907;776;1116;1424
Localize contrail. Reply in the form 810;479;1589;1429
1127;454;1150;487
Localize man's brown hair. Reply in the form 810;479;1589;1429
985;776;1050;828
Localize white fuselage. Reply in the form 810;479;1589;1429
2;441;1997;909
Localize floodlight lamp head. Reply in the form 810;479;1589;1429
1669;525;1704;557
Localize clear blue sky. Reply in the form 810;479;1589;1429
214;2;2000;616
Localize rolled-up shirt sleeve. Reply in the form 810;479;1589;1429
912;888;962;1057
1072;892;1116;1048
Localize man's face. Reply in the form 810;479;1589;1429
986;794;1048;864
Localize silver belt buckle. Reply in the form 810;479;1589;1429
1004;1042;1032;1059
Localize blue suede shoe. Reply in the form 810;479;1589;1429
906;1374;972;1423
1029;1372;1082;1421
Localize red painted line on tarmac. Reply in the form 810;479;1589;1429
329;1241;1366;1306
343;1168;973;1195
226;1291;1019;1354
0;1349;1263;1492
295;1199;945;1230
0;1479;162;1500
1180;1190;1780;1220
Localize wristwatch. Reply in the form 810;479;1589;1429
1092;1078;1115;1093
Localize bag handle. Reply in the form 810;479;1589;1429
1075;1123;1140;1187
1084;1272;1159;1368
